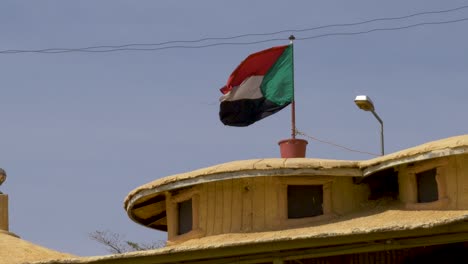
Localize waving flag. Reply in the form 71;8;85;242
219;45;293;127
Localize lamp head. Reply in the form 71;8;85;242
0;168;5;186
354;95;375;112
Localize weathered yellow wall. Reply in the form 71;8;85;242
397;166;413;204
456;154;468;209
196;176;367;237
332;177;369;215
397;155;468;210
199;177;276;235
446;156;458;209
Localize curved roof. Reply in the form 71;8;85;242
0;230;74;264
124;158;360;229
125;134;468;231
361;134;468;175
125;158;360;208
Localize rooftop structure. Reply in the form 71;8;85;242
25;134;468;264
124;135;468;242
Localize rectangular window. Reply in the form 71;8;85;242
416;168;438;203
177;199;192;235
287;185;323;219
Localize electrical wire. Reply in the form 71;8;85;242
296;17;468;41
246;4;468;38
64;4;468;49
296;130;380;157
2;18;468;54
1;4;468;54
0;38;287;54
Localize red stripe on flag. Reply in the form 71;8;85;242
220;45;288;94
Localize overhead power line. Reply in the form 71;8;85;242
2;18;468;55
249;4;468;38
296;130;380;157
296;18;468;41
1;4;468;54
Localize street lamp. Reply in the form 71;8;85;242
354;95;384;156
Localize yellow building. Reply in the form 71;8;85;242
5;135;468;264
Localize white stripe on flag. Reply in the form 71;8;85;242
219;76;264;102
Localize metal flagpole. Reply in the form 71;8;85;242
278;35;308;158
289;35;296;139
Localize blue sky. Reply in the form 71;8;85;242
1;0;467;256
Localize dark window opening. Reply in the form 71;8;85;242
416;168;438;203
177;199;192;235
287;185;323;219
361;168;399;200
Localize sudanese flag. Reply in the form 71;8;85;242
219;45;293;127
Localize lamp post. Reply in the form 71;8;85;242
354;95;384;156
